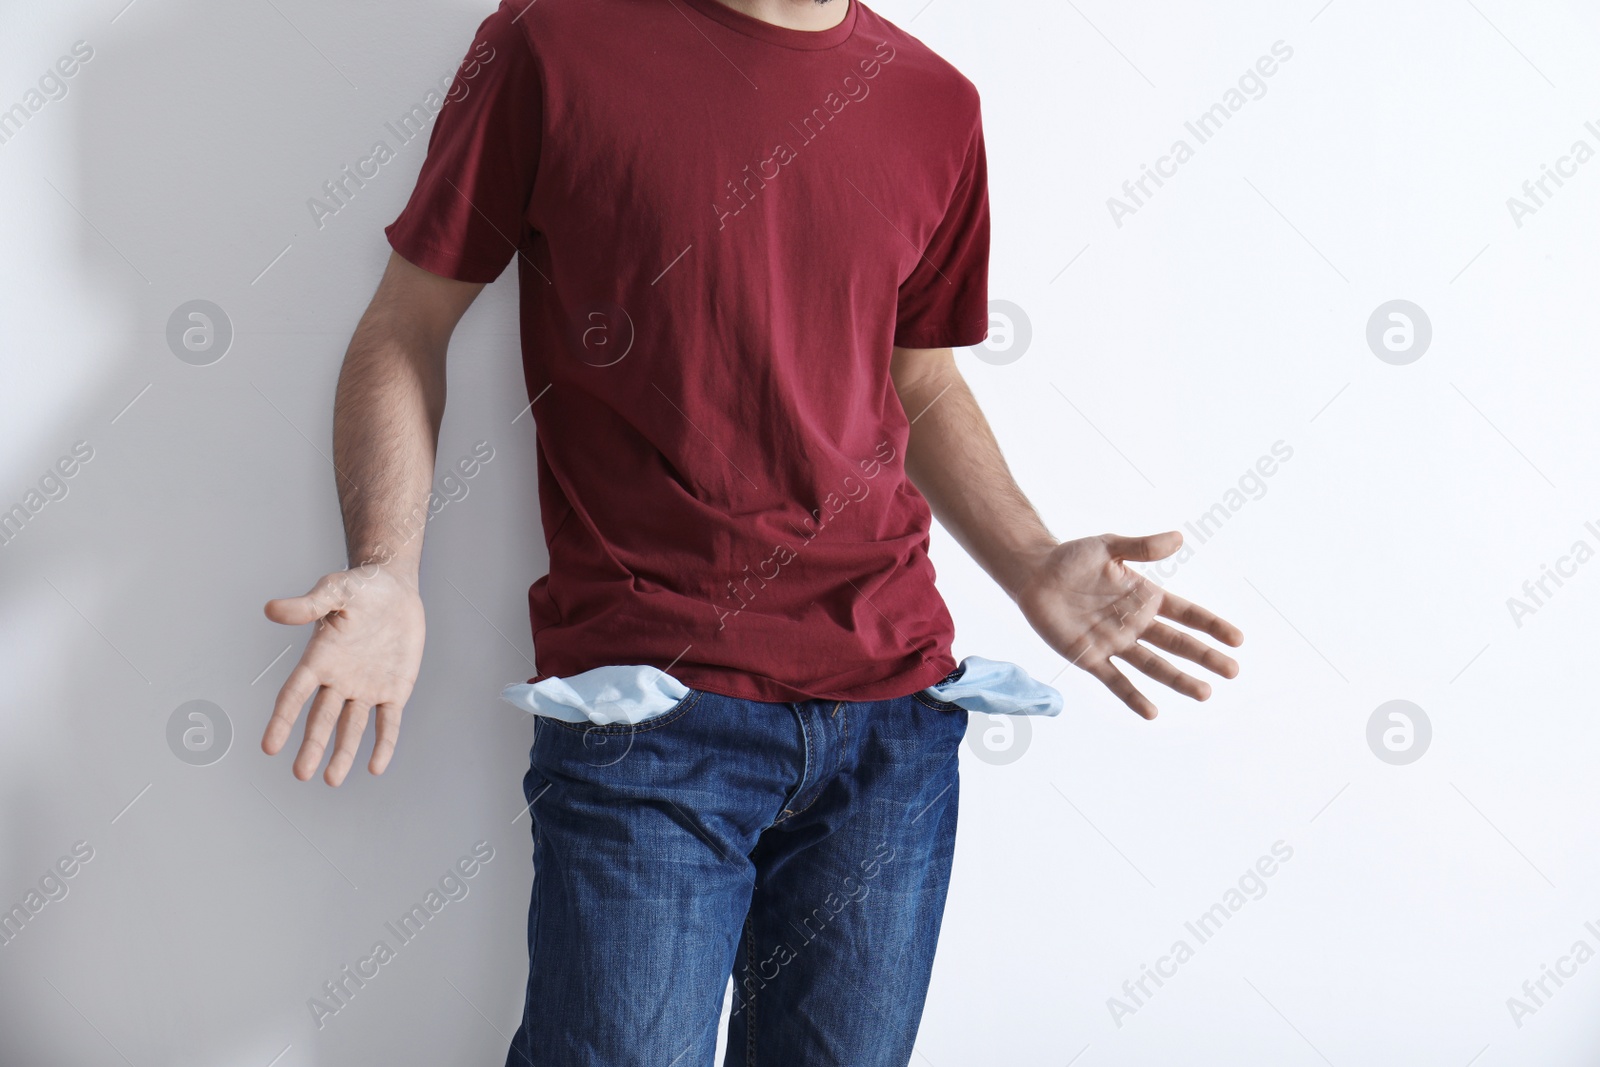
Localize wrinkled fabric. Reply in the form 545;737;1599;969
501;665;691;726
924;655;1063;716
501;654;1061;725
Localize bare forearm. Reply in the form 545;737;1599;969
893;348;1056;599
332;312;448;576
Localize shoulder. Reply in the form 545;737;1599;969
487;0;662;66
474;1;538;53
491;0;632;39
853;2;981;117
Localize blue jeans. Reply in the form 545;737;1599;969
503;682;971;1067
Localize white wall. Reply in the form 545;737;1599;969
3;1;1598;1064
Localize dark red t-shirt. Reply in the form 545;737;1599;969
385;0;990;702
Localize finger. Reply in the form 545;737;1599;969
1102;531;1183;564
1086;659;1158;720
262;663;318;755
369;702;404;775
1156;589;1245;647
1142;622;1240;679
293;686;346;781
324;701;371;788
1117;645;1212;702
264;573;353;627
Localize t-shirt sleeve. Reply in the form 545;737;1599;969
892;109;991;350
383;2;542;284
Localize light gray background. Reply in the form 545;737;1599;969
3;0;1597;1063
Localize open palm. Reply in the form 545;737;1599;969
261;565;426;785
1015;532;1243;719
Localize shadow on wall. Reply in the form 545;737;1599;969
0;3;545;1064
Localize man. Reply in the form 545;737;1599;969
260;0;1244;1063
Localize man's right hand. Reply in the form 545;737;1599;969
261;563;426;786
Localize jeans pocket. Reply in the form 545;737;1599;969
912;689;967;713
917;657;1064;717
914;662;968;712
543;686;705;736
535;688;708;779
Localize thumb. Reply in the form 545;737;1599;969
1103;531;1183;563
264;573;351;626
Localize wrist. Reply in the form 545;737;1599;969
994;536;1059;603
348;545;420;583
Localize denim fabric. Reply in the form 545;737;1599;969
501;655;1061;725
503;683;970;1067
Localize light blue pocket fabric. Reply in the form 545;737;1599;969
500;665;689;726
502;654;1063;726
922;655;1063;717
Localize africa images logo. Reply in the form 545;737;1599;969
713;441;897;631
712;40;897;230
1105;41;1294;228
